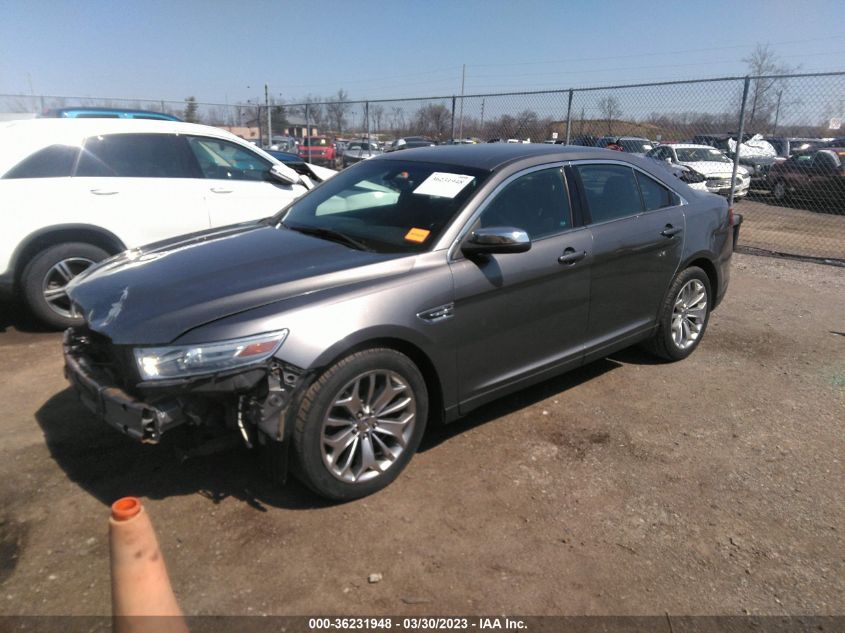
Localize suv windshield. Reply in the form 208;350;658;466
676;147;731;163
303;137;329;146
280;160;490;253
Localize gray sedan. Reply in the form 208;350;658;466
342;140;382;168
64;144;738;500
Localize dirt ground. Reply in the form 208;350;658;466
0;253;843;617
737;191;845;261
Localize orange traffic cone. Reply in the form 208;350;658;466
109;497;189;633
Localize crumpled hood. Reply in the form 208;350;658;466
67;222;403;345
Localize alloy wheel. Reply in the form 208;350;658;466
41;257;95;318
671;279;708;350
320;370;416;484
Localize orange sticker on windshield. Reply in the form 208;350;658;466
405;228;431;243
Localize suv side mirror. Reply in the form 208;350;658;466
461;227;531;256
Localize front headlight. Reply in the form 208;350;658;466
134;330;288;381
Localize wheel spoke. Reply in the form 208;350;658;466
378;396;412;417
372;432;400;460
55;261;74;282
324;428;357;464
337;436;359;476
370;380;405;415
686;307;706;322
44;287;68;301
357;435;379;476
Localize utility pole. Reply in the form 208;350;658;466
458;64;466;141
480;98;485;136
265;84;271;146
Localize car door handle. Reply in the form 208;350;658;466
210;187;233;194
558;248;587;265
90;189;119;196
661;225;683;237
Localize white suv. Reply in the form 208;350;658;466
0;118;333;328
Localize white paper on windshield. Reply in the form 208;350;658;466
413;172;475;198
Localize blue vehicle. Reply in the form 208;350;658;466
42;107;181;122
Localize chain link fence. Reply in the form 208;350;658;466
2;72;844;262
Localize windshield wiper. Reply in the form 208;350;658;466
283;223;373;251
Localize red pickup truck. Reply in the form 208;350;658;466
298;136;335;167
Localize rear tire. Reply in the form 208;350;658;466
642;266;711;362
291;348;428;501
21;242;109;329
772;179;788;202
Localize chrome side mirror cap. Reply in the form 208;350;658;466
461;227;531;256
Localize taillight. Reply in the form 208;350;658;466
728;206;734;226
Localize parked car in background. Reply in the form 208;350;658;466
269;135;299;153
342;140;383;168
767;147;845;203
646;143;750;199
63;143;737;500
0;118;321;328
692;133;776;187
595;136;654;155
298;136;336;166
766;137;825;161
389;136;436;151
42;107;181;121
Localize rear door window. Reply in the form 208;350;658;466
576;164;643;223
635;170;679;210
3;145;80;179
75;134;202;178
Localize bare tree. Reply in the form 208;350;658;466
370;104;385;134
598;96;622;135
389;106;406;134
304;95;326;129
743;43;798;131
326;89;351;136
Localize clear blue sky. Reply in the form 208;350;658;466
0;0;841;104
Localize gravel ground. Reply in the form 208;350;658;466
0;253;843;617
737;192;845;261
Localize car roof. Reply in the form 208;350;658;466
376;143;629;171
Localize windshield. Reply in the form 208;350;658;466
676;147;731;163
303;137;329;146
620;139;652;153
280;160;490;253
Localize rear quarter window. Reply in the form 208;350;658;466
3;145;80;179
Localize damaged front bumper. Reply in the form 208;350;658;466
62;328;310;447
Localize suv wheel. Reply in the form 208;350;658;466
21;242;108;329
642;266;711;361
772;179;788;202
291;348;428;501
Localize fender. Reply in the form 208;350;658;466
9;223;127;280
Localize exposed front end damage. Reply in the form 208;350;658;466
63;327;310;478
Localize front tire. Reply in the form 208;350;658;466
772;179;788;202
21;242;109;329
292;348;428;501
642;266;711;361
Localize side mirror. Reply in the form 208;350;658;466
664;157;673;163
461;227;531;257
267;164;298;186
